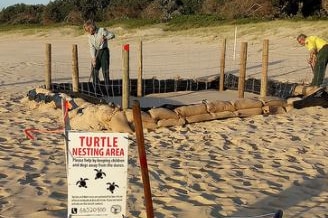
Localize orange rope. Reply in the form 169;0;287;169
24;127;64;140
24;100;70;140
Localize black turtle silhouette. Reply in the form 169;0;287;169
94;169;106;179
76;178;89;188
106;182;119;193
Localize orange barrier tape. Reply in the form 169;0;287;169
24;100;70;140
24;128;64;140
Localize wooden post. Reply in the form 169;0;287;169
238;42;247;98
261;39;269;98
233;25;237;61
45;43;52;90
137;40;143;97
72;44;79;93
219;39;226;91
122;44;130;110
132;100;154;218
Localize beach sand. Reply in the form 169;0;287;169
0;23;327;217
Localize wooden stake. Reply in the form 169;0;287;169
122;44;130;110
45;43;52;90
132;100;154;218
261;39;269;98
233;25;237;61
238;42;247;98
219;39;226;91
137;40;143;97
72;44;79;93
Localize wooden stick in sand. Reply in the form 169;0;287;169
132;100;154;218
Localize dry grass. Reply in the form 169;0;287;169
171;20;328;42
1;20;328;41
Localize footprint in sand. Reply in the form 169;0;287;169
0;173;8;179
0;137;7;143
17;172;41;185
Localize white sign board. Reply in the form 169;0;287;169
67;131;129;218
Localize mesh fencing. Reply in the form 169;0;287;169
41;38;317;103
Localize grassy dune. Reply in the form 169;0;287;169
1;19;328;41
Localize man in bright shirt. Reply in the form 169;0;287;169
84;20;115;90
297;33;328;86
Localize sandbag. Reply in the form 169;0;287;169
206;100;235;113
211;111;236;120
285;97;302;112
234;108;263;117
262;105;286;115
293;85;321;96
96;105;118;123
186;113;215;123
125;109;155;123
80;104;98;115
148;107;179;120
68;101;94;120
128;120;158;131
35;87;53;95
234;98;263;110
157;118;186;127
142;122;158;130
293;85;306;96
124;109;134;123
69;105;105;131
174;104;207;117
260;97;286;107
70;115;102;131
108;111;133;133
125;109;157;131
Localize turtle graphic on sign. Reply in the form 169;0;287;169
106;182;119;193
76;178;89;188
94;169;106;179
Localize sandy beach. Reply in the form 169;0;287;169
0;21;328;217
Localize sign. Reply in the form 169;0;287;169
67;131;129;218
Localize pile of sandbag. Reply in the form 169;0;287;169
27;88;289;133
123;97;287;131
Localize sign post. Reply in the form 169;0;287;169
67;132;129;218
